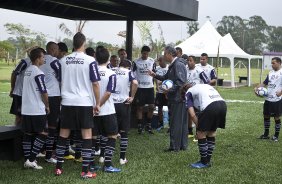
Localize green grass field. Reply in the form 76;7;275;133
1;87;282;183
0;62;282;183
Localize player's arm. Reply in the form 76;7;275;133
10;59;27;97
209;69;217;86
127;71;138;103
199;71;210;84
185;91;198;126
90;61;101;114
100;74;116;107
254;75;268;94
35;74;49;114
50;59;61;82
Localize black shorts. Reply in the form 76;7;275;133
93;114;118;136
134;88;155;106
60;106;93;130
155;93;168;107
22;115;47;133
197;101;227;131
114;103;131;132
10;95;22;116
263;99;282;117
47;96;61;127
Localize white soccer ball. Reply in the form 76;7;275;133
161;80;173;90
256;87;268;97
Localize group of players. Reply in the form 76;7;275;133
10;31;230;178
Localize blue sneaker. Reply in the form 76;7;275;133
104;166;121;173
190;161;210;169
89;165;101;172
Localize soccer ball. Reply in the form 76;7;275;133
256;87;268;97
161;80;173;90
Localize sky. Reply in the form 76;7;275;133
0;0;281;46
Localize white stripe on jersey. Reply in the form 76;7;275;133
60;52;99;106
133;57;155;88
265;69;282;102
155;65;168;93
22;65;46;115
39;54;60;96
13;58;31;96
186;84;224;111
112;67;135;103
97;65;116;115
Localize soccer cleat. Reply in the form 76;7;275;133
258;134;270;139
119;158;128;165
55;168;63;176
64;155;75;160
69;146;76;154
99;157;105;163
104;166;121;173
193;138;198;142
137;124;143;134
45;157;57;164
271;136;278;142
24;159;43;169
74;157;83;162
36;152;46;158
190;161;210;169
81;171;97;179
89;165;101;172
94;149;101;156
188;134;194;138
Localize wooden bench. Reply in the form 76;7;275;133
0;126;23;161
238;76;248;83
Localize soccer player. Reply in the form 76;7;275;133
255;57;282;142
57;42;68;59
39;41;60;164
186;55;209;138
54;32;100;179
107;55;119;69
92;47;121;172
196;53;217;86
118;48;132;69
132;45;156;134
21;48;49;169
154;56;168;130
184;84;227;168
112;60;138;165
148;46;188;152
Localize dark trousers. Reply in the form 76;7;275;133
169;102;188;150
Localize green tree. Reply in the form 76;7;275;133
59;20;88;37
0;40;15;62
267;26;282;52
186;21;199;37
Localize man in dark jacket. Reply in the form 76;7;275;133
149;46;188;151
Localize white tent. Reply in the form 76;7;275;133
176;21;262;87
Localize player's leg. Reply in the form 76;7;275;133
272;116;281;141
119;104;130;164
259;101;271;139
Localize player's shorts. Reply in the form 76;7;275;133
155;92;168;106
197;101;227;131
47;96;61;127
134;88;155;106
22;115;47;133
263;99;282;117
114;103;131;132
60;106;93;130
10;95;22;116
93;114;118;136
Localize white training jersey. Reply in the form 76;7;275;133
263;68;282;102
132;57;155;88
12;58;31;96
155;65;168;93
60;52;100;106
112;67;135;103
187;65;209;86
22;65;47;115
97;65;117;116
39;54;61;96
195;63;217;81
185;84;224;112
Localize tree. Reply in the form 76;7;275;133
267;26;282;52
0;40;15;62
59;20;88;37
186;21;199;37
135;21;153;46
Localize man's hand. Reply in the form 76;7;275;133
45;107;50;114
276;90;282;97
93;105;100;116
148;70;156;77
125;97;134;104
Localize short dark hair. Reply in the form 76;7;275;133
175;47;182;53
201;53;208;57
165;46;177;57
30;48;44;62
182;54;189;60
141;45;150;53
46;41;57;51
95;45;104;53
85;47;95;57
189;55;196;62
119;59;132;68
118;48;126;54
272;57;282;63
73;32;86;50
58;42;68;52
96;47;110;64
110;55;118;59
